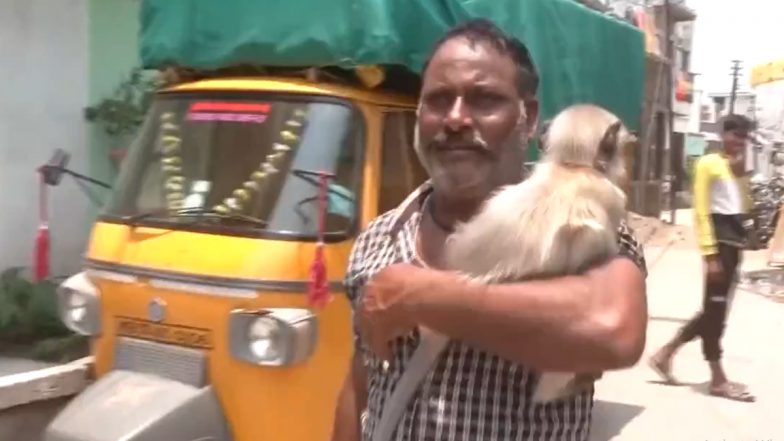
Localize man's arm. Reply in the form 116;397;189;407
331;352;367;441
692;156;717;256
400;255;647;372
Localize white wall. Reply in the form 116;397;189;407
0;0;90;276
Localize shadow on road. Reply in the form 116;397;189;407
590;400;644;441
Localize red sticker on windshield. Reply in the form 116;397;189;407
187;112;268;123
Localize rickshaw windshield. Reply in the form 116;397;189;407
102;93;364;240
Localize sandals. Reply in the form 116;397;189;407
648;355;678;385
709;382;756;403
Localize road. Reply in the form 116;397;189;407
591;212;784;441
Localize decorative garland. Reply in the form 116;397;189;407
156;112;185;210
213;107;309;214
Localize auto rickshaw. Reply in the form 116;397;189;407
43;67;428;441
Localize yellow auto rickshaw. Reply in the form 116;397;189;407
44;68;428;441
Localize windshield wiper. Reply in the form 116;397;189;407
123;207;267;228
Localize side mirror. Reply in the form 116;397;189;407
41;149;71;186
37;149;111;190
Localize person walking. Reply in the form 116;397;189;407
649;114;755;403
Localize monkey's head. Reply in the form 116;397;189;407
540;104;635;184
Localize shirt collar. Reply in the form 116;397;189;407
387;180;433;237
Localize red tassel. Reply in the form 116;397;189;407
34;225;50;282
307;244;332;308
306;171;334;309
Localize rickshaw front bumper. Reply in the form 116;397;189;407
44;369;233;441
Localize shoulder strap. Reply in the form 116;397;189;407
370;328;449;441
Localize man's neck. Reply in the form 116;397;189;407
429;191;484;230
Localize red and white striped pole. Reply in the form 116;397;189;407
33;169;50;282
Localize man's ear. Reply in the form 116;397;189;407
522;98;540;138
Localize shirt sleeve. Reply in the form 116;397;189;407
616;220;647;278
692;156;718;255
345;230;371;359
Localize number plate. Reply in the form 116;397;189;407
116;317;213;349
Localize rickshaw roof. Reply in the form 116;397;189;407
161;76;419;109
140;0;646;137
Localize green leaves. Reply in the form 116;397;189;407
0;267;70;342
84;67;159;138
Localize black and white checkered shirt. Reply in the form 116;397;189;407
346;181;647;441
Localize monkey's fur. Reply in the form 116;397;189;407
438;104;635;403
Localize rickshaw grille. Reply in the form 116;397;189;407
114;337;208;387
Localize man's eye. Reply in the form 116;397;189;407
469;93;505;110
424;93;453;111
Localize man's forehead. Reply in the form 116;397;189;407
432;37;496;62
727;129;750;138
423;37;517;85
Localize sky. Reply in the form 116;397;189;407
688;0;784;95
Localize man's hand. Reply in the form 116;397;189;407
705;254;724;283
728;153;746;177
358;263;424;361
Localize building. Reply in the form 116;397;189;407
0;0;141;276
749;60;784;178
596;0;698;216
701;91;757;127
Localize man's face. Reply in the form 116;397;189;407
415;37;538;202
722;128;749;157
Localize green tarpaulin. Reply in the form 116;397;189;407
140;0;644;131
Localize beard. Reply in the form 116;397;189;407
413;122;529;203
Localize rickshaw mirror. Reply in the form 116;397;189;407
41;148;71;186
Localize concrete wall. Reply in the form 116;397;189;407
86;0;142;192
0;0;90;276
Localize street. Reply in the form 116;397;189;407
591;212;784;441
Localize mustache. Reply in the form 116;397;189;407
430;130;490;151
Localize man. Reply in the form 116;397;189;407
332;19;648;441
649;114;755;403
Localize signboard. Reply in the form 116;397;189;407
630;7;662;57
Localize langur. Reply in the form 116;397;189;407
443;103;635;403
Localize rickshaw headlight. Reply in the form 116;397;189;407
230;308;318;366
57;272;101;336
247;317;283;361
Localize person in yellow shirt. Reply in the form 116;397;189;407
649;114;755;402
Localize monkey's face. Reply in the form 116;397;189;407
415;37;538;203
595;121;636;185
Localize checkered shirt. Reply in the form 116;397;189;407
346;181;647;441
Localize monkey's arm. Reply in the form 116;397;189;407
402;255;646;372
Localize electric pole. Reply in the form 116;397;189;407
729;59;742;114
665;0;677;225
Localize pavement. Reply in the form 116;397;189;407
590;210;784;441
0;357;53;377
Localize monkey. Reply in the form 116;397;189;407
445;103;631;282
426;104;635;404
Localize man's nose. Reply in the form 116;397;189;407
444;96;472;130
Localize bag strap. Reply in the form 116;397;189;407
370;328;449;441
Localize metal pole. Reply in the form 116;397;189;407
729;59;741;114
665;0;677;225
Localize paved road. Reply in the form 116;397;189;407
590;214;784;441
